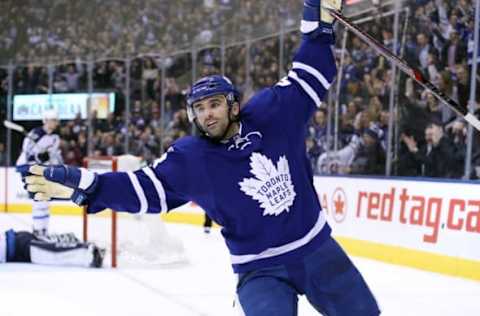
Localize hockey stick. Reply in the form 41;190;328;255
3;120;39;143
4;120;30;137
325;8;480;132
4;120;55;163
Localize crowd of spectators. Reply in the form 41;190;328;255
0;0;300;65
1;0;480;180
310;0;480;179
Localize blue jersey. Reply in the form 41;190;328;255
87;34;337;273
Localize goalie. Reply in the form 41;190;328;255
23;1;380;315
0;229;104;268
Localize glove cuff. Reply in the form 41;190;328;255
302;1;335;40
71;189;89;206
43;165;99;206
71;174;99;206
78;168;96;190
44;165;96;191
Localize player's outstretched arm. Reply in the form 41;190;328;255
288;0;342;101
264;0;341;126
25;158;188;215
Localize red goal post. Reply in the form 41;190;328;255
81;155;186;268
82;156;119;267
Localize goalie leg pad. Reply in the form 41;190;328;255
6;231;35;262
29;238;97;268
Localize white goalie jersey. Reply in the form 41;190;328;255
16;127;63;165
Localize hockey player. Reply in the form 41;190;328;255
16;109;63;236
24;1;380;315
0;229;104;268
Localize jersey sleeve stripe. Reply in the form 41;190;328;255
79;168;96;190
141;167;168;213
288;70;322;108
126;171;148;214
230;211;327;265
292;61;331;90
301;20;319;34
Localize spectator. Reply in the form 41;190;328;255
131;127;159;164
397;131;422;177
440;30;467;71
423;91;445;124
350;128;386;175
0;0;478;180
165;109;190;138
401;121;455;178
98;133;123;157
308;109;328;153
416;32;434;70
445;119;468;178
63;64;83;92
306;137;322;172
454;64;470;111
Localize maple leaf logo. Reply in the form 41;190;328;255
334;195;344;215
331;188;347;223
239;153;296;216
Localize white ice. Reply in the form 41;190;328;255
0;212;479;316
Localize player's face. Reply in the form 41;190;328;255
193;95;238;140
44;119;59;134
425;126;434;144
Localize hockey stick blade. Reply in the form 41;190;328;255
3;120;41;145
3;120;27;134
325;8;480;132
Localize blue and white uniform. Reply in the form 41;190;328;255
16;127;62;166
86;34;336;273
17;126;62;235
32;2;380;314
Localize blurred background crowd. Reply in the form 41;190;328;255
1;0;480;180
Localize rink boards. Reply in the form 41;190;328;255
1;167;479;280
313;176;480;281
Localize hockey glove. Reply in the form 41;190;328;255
320;0;342;24
17;164;37;199
25;165;98;205
16;164;32;177
302;0;342;37
36;151;50;163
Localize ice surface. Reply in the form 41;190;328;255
0;213;479;316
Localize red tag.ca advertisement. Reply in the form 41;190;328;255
314;176;480;262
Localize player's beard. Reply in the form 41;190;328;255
205;119;228;139
200;119;229;142
196;106;239;142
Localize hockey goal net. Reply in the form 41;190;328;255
82;155;186;268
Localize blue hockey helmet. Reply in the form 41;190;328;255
186;75;240;122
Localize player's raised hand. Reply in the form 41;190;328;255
320;0;342;24
302;0;342;37
25;165;74;201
